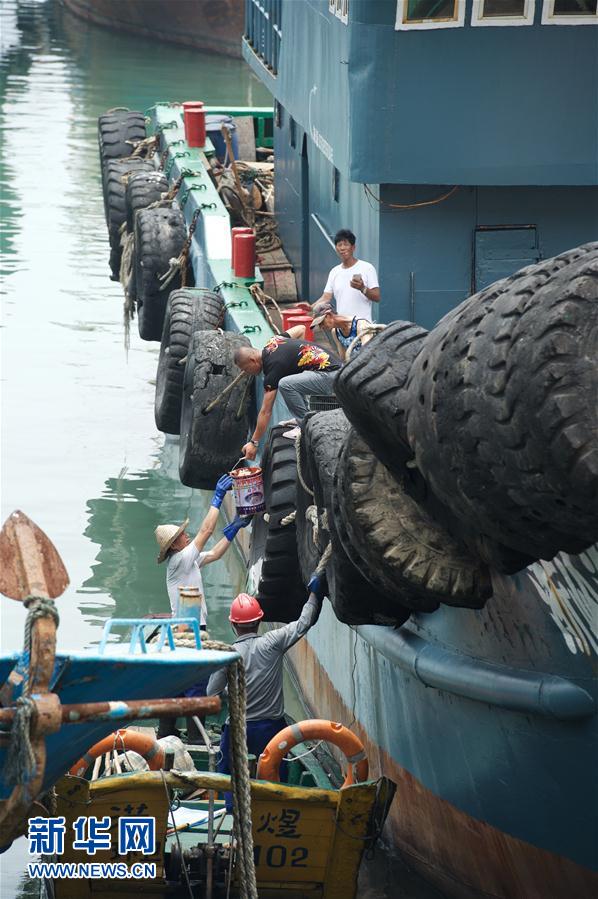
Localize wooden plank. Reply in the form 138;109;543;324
253;798;336;884
322;782;378;899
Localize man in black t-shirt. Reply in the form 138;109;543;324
234;335;341;460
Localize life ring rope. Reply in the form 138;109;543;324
69;729;165;778
257;719;369;788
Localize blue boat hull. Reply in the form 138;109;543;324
0;647;237;800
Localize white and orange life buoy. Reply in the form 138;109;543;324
69;729;165;778
256;719;368;788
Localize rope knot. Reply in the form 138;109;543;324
3;696;38;785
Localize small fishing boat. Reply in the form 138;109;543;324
47;722;394;898
0;510;236;849
0;510;395;896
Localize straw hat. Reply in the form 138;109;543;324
155;518;189;564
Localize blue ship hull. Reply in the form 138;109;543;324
152;102;598;897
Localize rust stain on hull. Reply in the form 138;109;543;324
288;637;598;899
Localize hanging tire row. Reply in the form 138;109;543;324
98;109;249;490
97;110;598;629
255;244;598;627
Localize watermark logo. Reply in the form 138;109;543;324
27;817;66;856
72;816;112;855
118;817;156;856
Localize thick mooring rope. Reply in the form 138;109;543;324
202;640;258;899
3;596;59;785
294;432;314;498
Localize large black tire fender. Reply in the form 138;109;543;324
249;425;306;622
179;331;251;489
302;410;410;625
134;206;189;341
98;108;146;166
294;420;320;584
155;289;225;435
98;109;146;214
405;243;598;560
328;488;411;627
334;320;428;475
125;171;169;232
336;429;492;610
103;157;154;280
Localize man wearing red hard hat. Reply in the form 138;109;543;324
207;573;327;788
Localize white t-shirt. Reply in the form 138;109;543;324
324;259;379;320
166;542;208;625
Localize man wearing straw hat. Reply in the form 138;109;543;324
155;474;251;624
154;474;252;740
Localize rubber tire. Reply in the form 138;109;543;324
405;243;598;560
98;109;146;215
336;429;492;610
295;419;320;584
125;171;169;232
134;205;189;341
155;289;225;435
98;108;146;167
104;158;154;279
302;410;410;625
328;488;411;627
179;331;251;489
303;409;350;551
249;425;306;623
335;320;428;476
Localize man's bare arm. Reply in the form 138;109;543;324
201;535;232;564
311;290;333;310
242;389;277;460
363;286;380;302
193;506;220;553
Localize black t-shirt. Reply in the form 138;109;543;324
261;336;341;391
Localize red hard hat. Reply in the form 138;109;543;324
229;593;264;624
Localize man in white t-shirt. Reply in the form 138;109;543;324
155;474;250;624
153;474;251;740
315;229;380;321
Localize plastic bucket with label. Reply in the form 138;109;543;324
231;466;266;515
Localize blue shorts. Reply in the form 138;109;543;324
218;717;288;810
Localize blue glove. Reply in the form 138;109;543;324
223;514;253;541
308;571;328;601
211;474;233;509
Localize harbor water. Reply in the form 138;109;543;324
0;3;442;896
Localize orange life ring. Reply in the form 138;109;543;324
69;729;165;778
256;719;368;788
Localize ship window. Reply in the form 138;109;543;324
396;0;466;30
542;0;598;23
330;0;349;24
274;101;283;130
332;167;340;202
290;116;297;150
471;0;534;26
